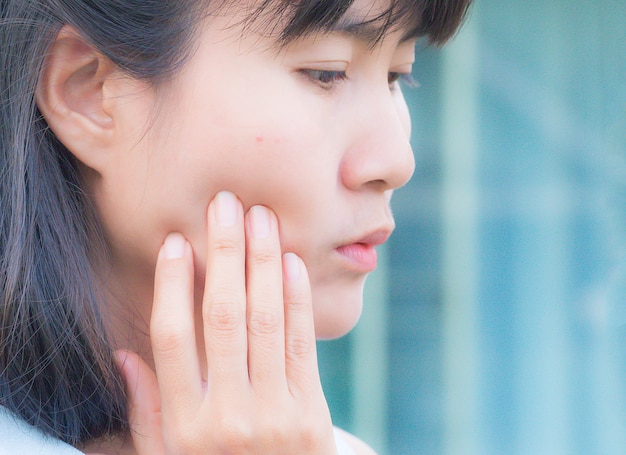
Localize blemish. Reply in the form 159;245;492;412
255;136;264;143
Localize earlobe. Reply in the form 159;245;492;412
36;26;116;171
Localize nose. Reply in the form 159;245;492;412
339;89;416;192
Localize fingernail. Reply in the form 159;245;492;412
163;233;185;259
215;191;238;227
250;205;271;238
283;253;300;281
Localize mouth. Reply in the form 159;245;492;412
334;228;393;273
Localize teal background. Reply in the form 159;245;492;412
318;1;626;454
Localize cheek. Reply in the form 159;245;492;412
179;90;331;207
107;66;339;274
198;129;332;232
161;112;330;233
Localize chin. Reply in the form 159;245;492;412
311;279;366;340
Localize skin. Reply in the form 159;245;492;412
36;0;416;453
93;3;415;340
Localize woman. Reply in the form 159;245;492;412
0;0;471;453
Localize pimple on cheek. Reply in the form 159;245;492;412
254;135;283;146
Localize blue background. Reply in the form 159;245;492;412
319;1;626;454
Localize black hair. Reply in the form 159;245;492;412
0;0;472;446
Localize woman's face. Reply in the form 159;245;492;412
93;1;416;339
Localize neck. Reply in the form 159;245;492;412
99;250;157;362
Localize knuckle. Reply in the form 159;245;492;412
286;291;311;312
293;414;330;450
286;331;314;360
204;299;244;333
214;417;253;450
297;425;322;451
209;408;331;451
212;237;242;256
249;249;280;268
251;416;288;447
248;308;282;337
261;413;327;449
151;320;188;358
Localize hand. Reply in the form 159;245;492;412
116;191;337;454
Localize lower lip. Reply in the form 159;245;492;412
335;243;378;272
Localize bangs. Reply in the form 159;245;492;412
236;0;472;46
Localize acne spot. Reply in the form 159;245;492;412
254;135;282;147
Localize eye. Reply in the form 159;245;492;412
388;72;420;90
300;69;348;90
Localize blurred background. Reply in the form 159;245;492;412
317;1;626;454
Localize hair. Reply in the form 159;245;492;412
0;0;472;446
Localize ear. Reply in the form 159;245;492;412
36;26;117;172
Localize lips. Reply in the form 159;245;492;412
335;228;393;272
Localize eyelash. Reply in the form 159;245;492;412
301;69;418;91
300;70;347;89
389;72;420;89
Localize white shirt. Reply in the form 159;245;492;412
0;407;81;454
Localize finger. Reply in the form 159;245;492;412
282;253;321;395
203;191;248;389
150;233;202;419
115;350;165;455
245;205;286;390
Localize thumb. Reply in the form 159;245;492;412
115;349;165;455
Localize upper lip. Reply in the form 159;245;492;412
340;224;395;248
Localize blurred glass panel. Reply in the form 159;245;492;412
319;1;626;454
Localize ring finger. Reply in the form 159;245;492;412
245;205;287;392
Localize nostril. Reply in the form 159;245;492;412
364;179;390;191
